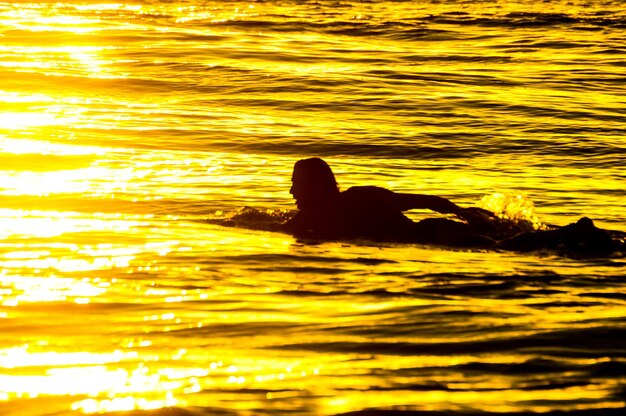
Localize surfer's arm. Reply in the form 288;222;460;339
392;193;462;215
344;186;462;215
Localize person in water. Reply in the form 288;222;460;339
283;157;620;253
283;157;496;246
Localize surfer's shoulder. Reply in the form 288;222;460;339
341;186;395;202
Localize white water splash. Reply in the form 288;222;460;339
478;192;546;230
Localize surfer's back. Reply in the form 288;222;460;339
285;186;414;241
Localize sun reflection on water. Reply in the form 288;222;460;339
0;209;142;239
0;137;107;156
0;275;109;305
0;338;330;413
1;0;625;415
0;2;137;34
0;345;180;412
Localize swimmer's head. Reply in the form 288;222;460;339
290;158;340;209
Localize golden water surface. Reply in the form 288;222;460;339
1;1;625;415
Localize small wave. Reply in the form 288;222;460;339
211;141;483;159
270;326;626;358
251;265;350;274
424;11;626;29
336;408;626;416
199;10;626;39
206;207;294;232
220;252;395;265
106;406;235;416
365;69;521;87
410;281;519;298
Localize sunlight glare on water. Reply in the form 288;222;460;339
1;0;626;415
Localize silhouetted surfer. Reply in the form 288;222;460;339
283;157;620;253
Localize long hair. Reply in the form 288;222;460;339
293;157;340;196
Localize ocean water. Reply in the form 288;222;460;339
1;1;626;415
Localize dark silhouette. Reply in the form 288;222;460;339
283;158;622;254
